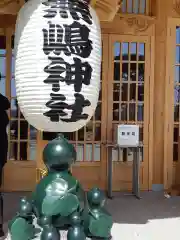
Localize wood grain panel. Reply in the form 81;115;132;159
2;161;36;191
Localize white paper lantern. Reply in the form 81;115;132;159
14;0;101;132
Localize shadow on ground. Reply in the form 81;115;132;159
3;191;180;230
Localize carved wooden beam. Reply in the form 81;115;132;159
173;0;180;15
0;0;20;15
118;13;156;32
0;0;15;7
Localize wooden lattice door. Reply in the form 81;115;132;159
107;34;153;191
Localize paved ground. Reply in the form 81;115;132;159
2;191;180;239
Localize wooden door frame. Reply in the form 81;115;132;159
99;33;109;189
164;18;179;189
106;34;154;190
149;31;155;190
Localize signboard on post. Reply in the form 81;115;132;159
117;124;139;147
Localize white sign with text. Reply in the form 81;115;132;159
117;124;139;147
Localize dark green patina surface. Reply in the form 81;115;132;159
9;135;113;240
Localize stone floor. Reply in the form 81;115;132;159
2;191;180;239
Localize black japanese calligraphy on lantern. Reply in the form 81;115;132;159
42;0;92;25
42;22;63;56
43;92;91;122
43;93;68;122
41;0;94;123
44;56;92;92
43;21;92;58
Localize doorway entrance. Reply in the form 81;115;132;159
107;34;153;190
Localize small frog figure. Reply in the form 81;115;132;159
67;211;86;240
32;134;85;229
39;216;60;240
9;197;35;240
83;187;113;240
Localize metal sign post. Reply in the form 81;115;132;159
132;146;141;199
106;124;141;200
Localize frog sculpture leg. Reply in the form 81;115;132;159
8;197;35;240
83;187;113;240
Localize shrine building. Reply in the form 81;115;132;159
0;0;179;193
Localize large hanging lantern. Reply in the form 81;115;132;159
14;0;101;132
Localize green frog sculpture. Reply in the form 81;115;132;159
8;134;113;240
8;197;36;240
83;188;113;240
32;134;85;229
